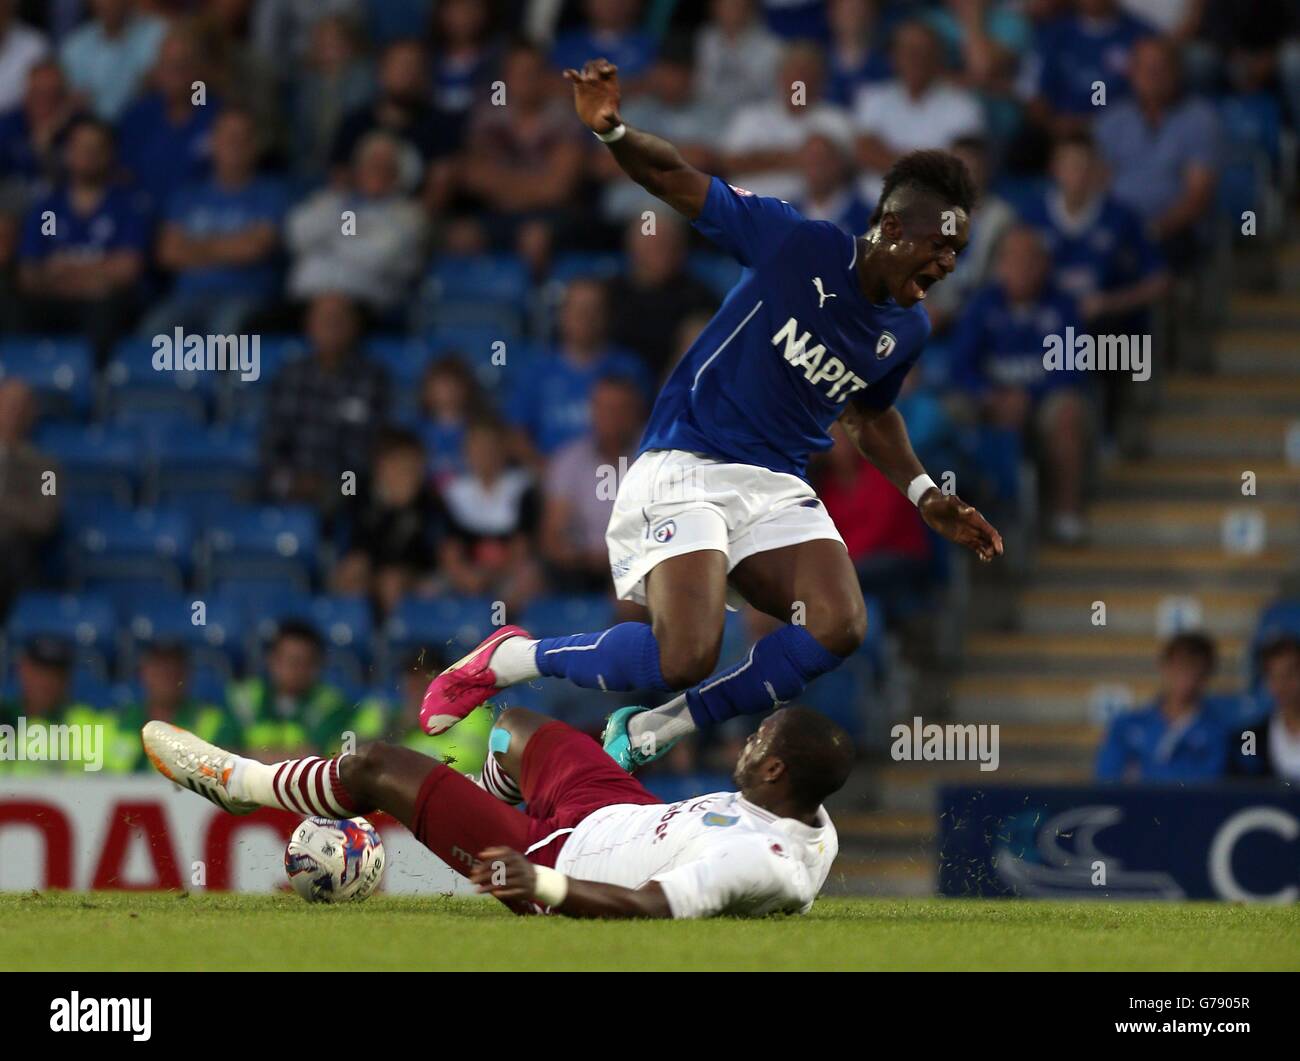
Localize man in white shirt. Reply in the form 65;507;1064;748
0;0;47;113
143;703;849;919
720;40;855;203
853;20;984;202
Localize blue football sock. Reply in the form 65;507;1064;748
686;625;843;727
534;623;671;692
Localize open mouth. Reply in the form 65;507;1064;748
909;273;941;301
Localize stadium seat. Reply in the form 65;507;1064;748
122;592;245;673
363;335;436;391
384;596;499;663
0;336;94;418
104;337;218;425
519;594;614;638
150;422;259;507
35;422;142;508
421;254;531;336
220;334;310;426
202;505;321;590
549;251;622;284
5;591;119;676
70;507;195;595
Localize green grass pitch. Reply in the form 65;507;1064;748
2;892;1298;970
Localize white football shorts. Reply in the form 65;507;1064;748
605;449;845;605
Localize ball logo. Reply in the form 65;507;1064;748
652;519;677;543
876;331;897;359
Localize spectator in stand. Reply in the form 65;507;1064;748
0;59;83;202
597;35;723;226
439;415;543;616
721;41;855;203
817;423;934;622
416;356;482;488
461;41;584;275
1023;0;1154;139
1193;1;1300;129
287;130;428;321
923;135;1015;336
142;105;288;337
551;0;657;85
541;374;645;594
853;21;984;202
693;0;784;114
330;37;462;213
121;641;234;755
1227;636;1300;784
1024;132;1168;329
1095;35;1220;271
950;225;1091;544
227;619;349;757
262;293;390;512
794;128;874;236
0;0;47;113
193;0;284;156
0;380;60;619
431;0;500;116
507;277;651;459
334;428;449;618
251;0;364;69
825;0;890;106
59;0;167;122
0;637;103;775
1096;631;1228;781
605;214;718;379
286;13;373;183
116;22;220;212
16;116;149;364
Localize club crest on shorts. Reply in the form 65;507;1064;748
875;331;898;359
651;519;677;544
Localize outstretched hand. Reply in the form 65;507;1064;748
563;58;622;134
470;846;537;902
919;491;1004;562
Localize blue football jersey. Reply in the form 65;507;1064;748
639;177;931;479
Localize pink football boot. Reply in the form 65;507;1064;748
419;625;532;735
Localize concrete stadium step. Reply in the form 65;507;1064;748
1088;499;1300;548
1226;292;1300;329
1160;374;1300;416
962;630;1246;676
1147;413;1297;460
1101;458;1300;501
823;855;935;897
945;673;1240;724
1212;331;1300;374
873;757;1095;811
1016;587;1272;636
1030;544;1295;590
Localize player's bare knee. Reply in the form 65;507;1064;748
340;741;393;801
806;602;867;658
657;633;722;689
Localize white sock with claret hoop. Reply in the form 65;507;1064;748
229;755;359;817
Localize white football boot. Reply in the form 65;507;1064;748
141;720;258;815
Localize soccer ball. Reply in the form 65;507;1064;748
285;816;385;903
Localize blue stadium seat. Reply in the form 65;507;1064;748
385;596;498;661
71;507;196;592
151;423;258;506
0;336;94;417
122;592;245;673
220;334;310;426
363;335;435;390
5;591;118;675
422;254;531;335
519;594;614;638
203;505;320;590
427;328;538;390
104;337;219;424
34;422;141;507
549;252;622;284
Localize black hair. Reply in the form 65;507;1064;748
868;149;977;229
769;706;854;808
373;426;426;460
1260;635;1300;671
272;619;324;653
1162;630;1217;673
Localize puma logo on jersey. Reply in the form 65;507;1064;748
771;317;868;402
812;277;836;308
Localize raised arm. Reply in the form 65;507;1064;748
564;58;711;219
471;846;673;919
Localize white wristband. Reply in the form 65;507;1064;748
593;122;626;143
532;865;569;908
907;473;938;507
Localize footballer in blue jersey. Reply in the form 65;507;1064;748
420;58;1003;770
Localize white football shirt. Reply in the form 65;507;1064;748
553;791;838;919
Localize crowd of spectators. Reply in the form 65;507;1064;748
0;0;1295;781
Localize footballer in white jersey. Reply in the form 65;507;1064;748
142;702;852;920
